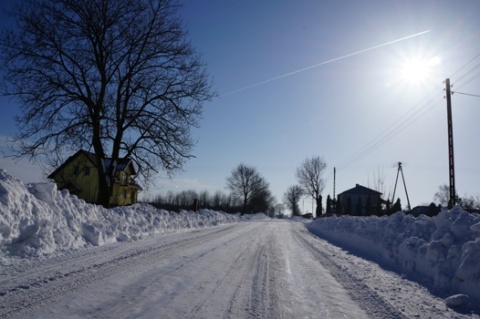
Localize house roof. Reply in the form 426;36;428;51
48;150;137;179
338;184;383;196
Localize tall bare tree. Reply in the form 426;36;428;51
434;184;480;210
434;184;452;207
226;163;271;214
296;156;327;217
283;185;304;216
0;0;214;206
368;166;389;199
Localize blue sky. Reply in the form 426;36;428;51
1;0;480;211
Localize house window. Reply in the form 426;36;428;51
121;172;127;185
122;189;127;198
85;167;90;175
73;166;79;175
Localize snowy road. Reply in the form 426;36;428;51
0;220;476;319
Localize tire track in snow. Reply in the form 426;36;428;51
179;225;263;318
0;225;238;318
292;228;410;319
291;226;463;319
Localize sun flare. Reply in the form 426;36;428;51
399;56;441;84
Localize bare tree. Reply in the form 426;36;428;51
226;163;271;214
434;185;452;207
198;190;210;208
433;184;480;210
273;203;285;217
0;0;214;206
283;185;304;216
368;166;390;199
459;194;480;210
249;179;275;213
296;156;327;217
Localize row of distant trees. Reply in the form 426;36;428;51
146;156;328;216
146;190;241;213
146;188;276;215
147;163;276;215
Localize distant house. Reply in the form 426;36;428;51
337;184;384;216
48;150;142;206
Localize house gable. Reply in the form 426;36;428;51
47;150;97;180
48;150;100;203
338;184;382;197
338;184;383;216
48;150;141;206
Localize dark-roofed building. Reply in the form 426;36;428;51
48;150;142;206
337;184;384;216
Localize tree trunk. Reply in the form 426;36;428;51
97;171;111;207
242;197;247;215
92;112;111;208
315;195;322;217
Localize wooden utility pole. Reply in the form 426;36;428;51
445;78;456;208
333;167;336;199
392;162;411;211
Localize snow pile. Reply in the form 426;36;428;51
307;210;480;305
0;169;246;258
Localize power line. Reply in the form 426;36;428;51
451;51;480;89
449;51;480;79
452;91;480;98
337;89;441;171
336;52;480;172
452;61;480;85
455;70;480;90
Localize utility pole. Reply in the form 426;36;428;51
445;78;456;208
392;162;411;211
333;167;336;199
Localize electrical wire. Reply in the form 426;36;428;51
450;52;480;89
451;61;480;85
452;91;480;98
449;51;480;79
455;70;480;90
337;88;442;171
336;51;480;172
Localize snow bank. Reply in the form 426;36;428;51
0;169;245;258
307;210;480;304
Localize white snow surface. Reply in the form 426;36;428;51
0;169;250;259
1;168;480;317
307;207;480;305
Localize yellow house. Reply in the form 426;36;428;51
48;150;142;206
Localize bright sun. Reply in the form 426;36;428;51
400;56;441;84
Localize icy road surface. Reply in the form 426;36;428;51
1;220;476;319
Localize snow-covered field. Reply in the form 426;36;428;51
1;169;479;317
